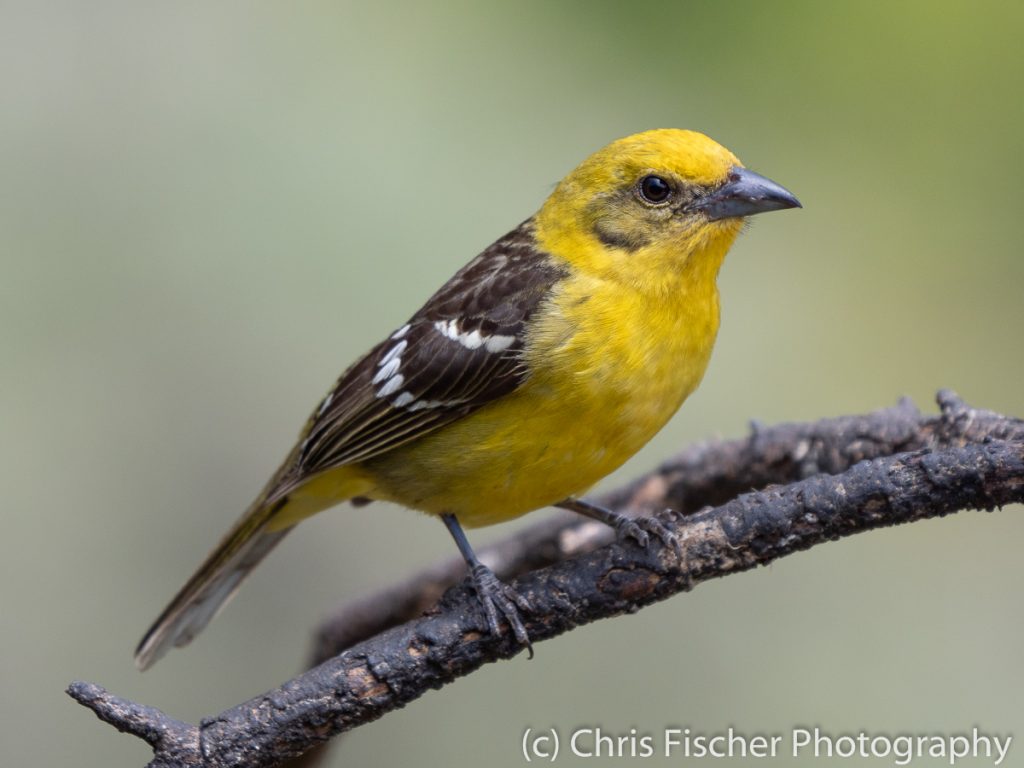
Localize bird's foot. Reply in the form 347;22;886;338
558;497;682;558
469;563;533;655
612;512;681;557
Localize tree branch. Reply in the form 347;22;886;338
68;391;1024;768
308;389;1022;663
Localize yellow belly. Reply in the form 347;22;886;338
361;274;720;526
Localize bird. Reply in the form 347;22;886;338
135;129;800;670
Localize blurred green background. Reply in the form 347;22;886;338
3;1;1022;766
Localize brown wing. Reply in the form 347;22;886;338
135;219;565;670
273;218;566;497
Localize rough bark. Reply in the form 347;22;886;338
67;391;1024;768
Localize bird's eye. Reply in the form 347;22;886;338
638;175;672;204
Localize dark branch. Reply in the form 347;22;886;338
309;390;1022;663
68;391;1024;768
66;682;200;767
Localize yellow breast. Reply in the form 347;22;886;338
363;233;730;526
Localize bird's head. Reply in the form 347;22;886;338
536;129;800;292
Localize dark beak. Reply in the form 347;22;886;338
690;166;801;221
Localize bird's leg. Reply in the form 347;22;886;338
556;497;681;556
441;513;532;652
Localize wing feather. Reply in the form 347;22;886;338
271;219;566;499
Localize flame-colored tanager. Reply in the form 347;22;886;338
136;129;800;669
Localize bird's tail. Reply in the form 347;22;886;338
134;496;292;671
135;462;376;671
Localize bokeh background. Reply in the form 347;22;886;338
3;1;1022;766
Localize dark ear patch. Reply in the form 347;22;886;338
593;219;650;251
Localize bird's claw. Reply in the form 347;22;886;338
470;563;533;656
615;514;682;559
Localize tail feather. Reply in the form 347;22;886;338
134;500;291;671
136;463;375;670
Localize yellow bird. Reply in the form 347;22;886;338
135;129;800;670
